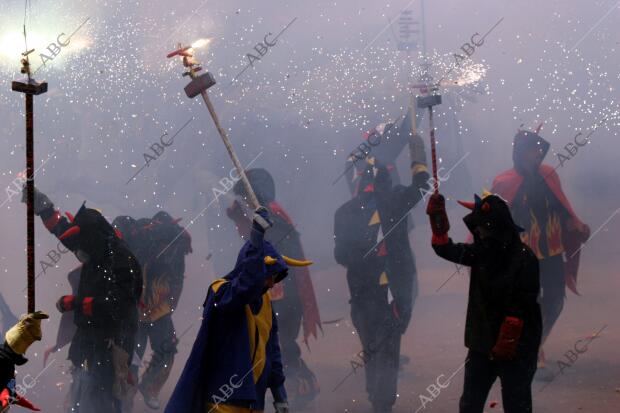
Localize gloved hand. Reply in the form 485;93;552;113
0;388;41;411
490;316;524;361
250;206;272;248
426;193;450;244
20;186;54;216
409;133;427;166
5;311;49;355
273;401;290;413
56;295;77;313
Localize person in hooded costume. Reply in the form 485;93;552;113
333;132;430;413
490;128;590;378
165;207;311;413
0;312;47;412
427;191;542;413
130;211;192;410
24;187;142;413
226;169;321;408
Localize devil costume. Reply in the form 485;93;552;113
427;192;542;413
130;211;192;409
165;208;303;413
227;169;321;407
333;132;430;413
31;188;142;413
490;130;589;374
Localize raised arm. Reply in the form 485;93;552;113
426;193;476;267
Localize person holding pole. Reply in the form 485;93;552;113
23;188;142;413
0;311;48;412
333;131;430;413
165;207;312;413
427;191;542;412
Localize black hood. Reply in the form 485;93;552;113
512;130;550;175
233;168;275;205
461;194;524;245
65;204;119;257
112;215;138;244
351;159;392;198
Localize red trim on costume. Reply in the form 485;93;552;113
59;226;81;240
44;210;62;230
82;297;94;317
363;183;374;193
431;233;449;246
62;295;75;311
65;211;75;223
376;241;388;257
267;201;322;346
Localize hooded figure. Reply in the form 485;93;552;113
165;207;307;413
26;188;142;413
227;168;321;408
126;211;192;410
427;191;542;413
490;129;590;377
333;131;429;413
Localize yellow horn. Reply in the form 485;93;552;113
264;256;278;265
481;189;493;199
282;255;313;267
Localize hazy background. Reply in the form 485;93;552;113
0;0;619;411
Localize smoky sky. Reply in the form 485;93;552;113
0;0;619;411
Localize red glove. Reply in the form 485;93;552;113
426;193;450;245
56;295;76;313
55;295;93;316
490;317;524;360
1;388;41;411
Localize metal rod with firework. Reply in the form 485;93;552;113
412;84;442;195
166;41;261;210
11;34;48;313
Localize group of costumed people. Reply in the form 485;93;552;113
333;118;588;413
0;116;589;413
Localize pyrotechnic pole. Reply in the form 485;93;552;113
167;43;261;210
11;48;48;313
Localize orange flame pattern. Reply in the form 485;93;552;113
546;212;564;257
524;211;544;259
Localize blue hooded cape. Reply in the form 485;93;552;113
164;241;288;413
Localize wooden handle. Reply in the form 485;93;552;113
199;91;261;210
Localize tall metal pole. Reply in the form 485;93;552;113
25;94;35;313
12;49;47;313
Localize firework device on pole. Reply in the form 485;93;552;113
11;47;48;313
166;43;262;211
412;83;442;195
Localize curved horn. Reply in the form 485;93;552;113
264;256;278;265
282;255;313;267
59;226;81;240
457;200;475;210
65;211;75;223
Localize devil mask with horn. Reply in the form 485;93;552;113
458;191;524;246
60;203;122;263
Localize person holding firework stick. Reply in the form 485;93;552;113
427;190;542;412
